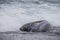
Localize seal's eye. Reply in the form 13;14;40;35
23;28;27;31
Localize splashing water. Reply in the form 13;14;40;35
0;0;60;32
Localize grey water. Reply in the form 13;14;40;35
0;0;60;32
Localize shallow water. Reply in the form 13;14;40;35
0;0;60;32
0;31;60;40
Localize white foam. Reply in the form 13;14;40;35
0;2;60;32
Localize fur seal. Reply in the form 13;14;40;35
20;20;52;32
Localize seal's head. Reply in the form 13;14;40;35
20;20;52;32
20;26;27;31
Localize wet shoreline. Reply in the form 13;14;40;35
0;31;60;40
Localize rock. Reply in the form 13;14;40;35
20;20;52;32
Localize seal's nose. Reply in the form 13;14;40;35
20;28;23;31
